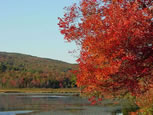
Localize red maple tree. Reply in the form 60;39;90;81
58;0;153;99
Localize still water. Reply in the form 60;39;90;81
0;93;123;115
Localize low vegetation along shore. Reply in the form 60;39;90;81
0;88;80;94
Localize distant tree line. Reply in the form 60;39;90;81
0;52;77;88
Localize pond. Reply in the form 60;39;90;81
0;93;123;115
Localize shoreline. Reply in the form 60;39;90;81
0;88;80;94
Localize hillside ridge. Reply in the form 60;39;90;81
0;51;77;88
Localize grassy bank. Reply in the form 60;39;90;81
0;88;80;94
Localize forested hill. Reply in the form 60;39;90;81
0;52;77;88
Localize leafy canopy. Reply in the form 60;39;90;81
58;0;153;99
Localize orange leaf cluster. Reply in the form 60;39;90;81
58;0;153;99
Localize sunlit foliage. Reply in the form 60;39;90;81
58;0;153;100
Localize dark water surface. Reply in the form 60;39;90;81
0;93;123;115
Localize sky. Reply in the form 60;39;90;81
0;0;78;64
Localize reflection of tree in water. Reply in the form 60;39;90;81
0;94;125;115
0;94;18;111
0;94;87;112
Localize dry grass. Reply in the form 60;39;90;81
0;88;80;93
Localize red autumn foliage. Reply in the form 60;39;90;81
2;77;6;84
58;0;153;98
10;80;17;87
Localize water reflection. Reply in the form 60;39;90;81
0;111;33;115
0;93;123;115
